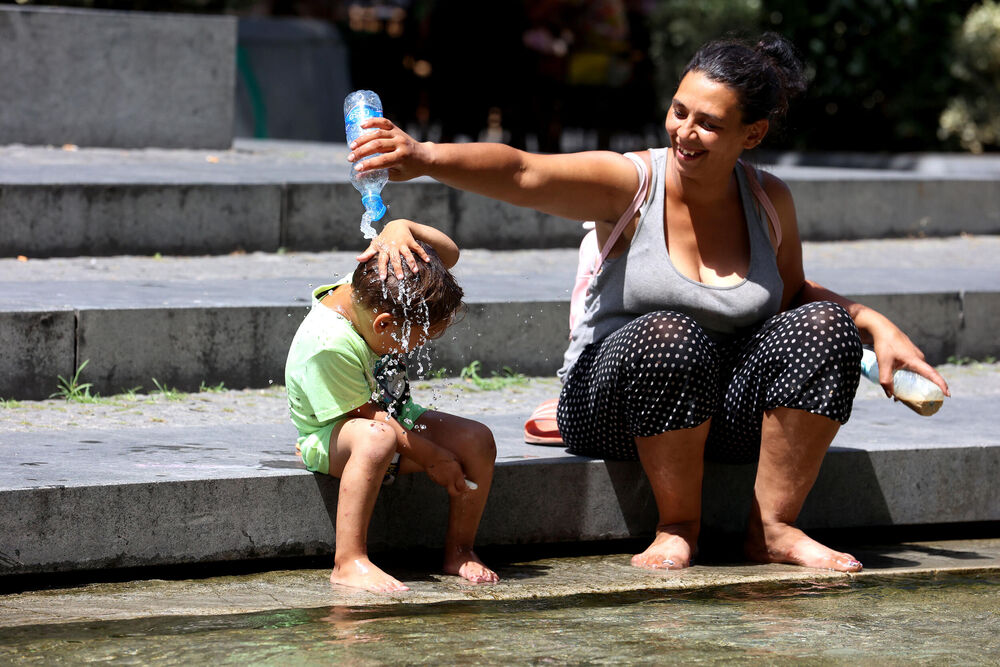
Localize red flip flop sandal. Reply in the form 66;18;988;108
523;397;563;445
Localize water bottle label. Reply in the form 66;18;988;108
345;104;383;133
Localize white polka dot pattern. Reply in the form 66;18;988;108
556;302;862;463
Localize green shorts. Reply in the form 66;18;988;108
296;399;428;476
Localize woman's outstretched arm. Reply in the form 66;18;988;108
348;118;639;224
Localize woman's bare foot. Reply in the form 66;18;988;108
745;521;862;572
330;557;410;593
631;524;698;570
444;547;499;584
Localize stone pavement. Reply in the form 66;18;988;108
1;362;998;578
2;238;998;399
2;136;998;582
3;140;998;257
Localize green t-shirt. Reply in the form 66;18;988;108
285;280;378;437
284;280;426;474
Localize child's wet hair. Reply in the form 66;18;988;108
352;241;465;329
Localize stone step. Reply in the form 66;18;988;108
1;364;997;577
0;6;236;150
1;240;998;400
2;141;999;257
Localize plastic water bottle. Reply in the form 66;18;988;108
344;90;388;232
859;348;945;416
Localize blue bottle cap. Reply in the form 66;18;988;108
362;194;387;222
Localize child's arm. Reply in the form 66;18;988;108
346;401;470;495
357;218;459;280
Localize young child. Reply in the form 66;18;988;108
285;218;499;593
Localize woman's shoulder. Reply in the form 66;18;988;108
755;168;800;246
757;169;793;203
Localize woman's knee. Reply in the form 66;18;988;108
794;301;862;363
622;311;718;376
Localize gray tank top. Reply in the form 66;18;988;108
559;148;784;380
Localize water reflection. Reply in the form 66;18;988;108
1;573;997;664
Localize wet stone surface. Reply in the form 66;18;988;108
1;539;999;628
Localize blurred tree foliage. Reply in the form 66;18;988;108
938;0;1000;152
648;0;762;103
764;0;976;151
647;0;985;151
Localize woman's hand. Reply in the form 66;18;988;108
347;118;432;182
356;219;431;280
424;450;471;496
868;317;951;398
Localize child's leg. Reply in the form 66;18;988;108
327;417;410;593
413;410;499;583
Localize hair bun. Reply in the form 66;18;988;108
756;32;807;101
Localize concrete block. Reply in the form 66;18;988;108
77;306;303;394
2;383;999;576
849;292;962;364
802;447;1000;528
0;7;236;149
453;191;585;249
958;291;1000;361
0;184;282;257
0;288;984;401
0;475;332;575
234;18;351;143
0;310;75;401
360;458;659;551
283;181;453;251
786;176;1000;240
425;301;570;377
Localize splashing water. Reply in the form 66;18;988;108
360;211;378;240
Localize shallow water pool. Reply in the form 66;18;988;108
2;573;998;664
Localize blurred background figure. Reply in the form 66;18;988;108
220;0;998;154
233;0;661;151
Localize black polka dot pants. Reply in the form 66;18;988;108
556;302;863;463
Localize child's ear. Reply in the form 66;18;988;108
372;312;396;331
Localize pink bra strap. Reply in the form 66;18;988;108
596;152;649;270
739;159;782;249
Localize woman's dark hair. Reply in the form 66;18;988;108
683;32;807;126
352;241;465;329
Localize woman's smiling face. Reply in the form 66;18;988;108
665;70;768;174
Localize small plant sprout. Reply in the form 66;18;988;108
52;360;99;402
199;380;227;393
151;378;184;401
459;361;528;391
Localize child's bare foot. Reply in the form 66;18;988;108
444;548;499;584
745;521;862;572
631;524;698;570
330;558;410;593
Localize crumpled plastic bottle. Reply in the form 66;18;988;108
860;348;945;416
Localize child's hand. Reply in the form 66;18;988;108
357;219;431;280
425;452;470;496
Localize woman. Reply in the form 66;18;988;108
349;33;950;572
